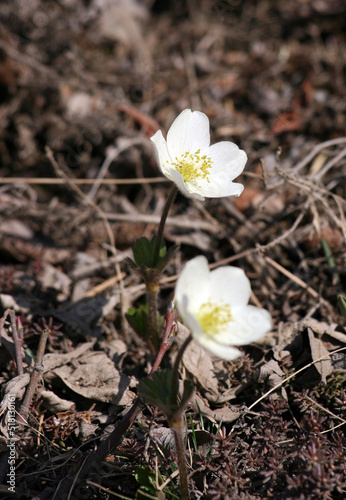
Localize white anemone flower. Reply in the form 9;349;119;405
175;256;272;360
150;109;247;201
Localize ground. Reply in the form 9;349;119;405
0;1;345;499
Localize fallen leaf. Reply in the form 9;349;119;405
307;327;332;383
51;351;135;405
177;323;219;396
40;390;75;413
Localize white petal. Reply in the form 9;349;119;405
213;305;272;346
167;110;210;159
234;305;272;341
166;109;192;159
209;266;251;307
150;130;173;179
175;256;210;316
178;308;204;337
193;333;242;360
168;168;205;201
207;142;247;179
186;143;247;198
186;180;244;199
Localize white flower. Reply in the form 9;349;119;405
175;256;272;360
150;109;247;201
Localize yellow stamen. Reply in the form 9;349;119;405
172;149;212;185
196;301;232;337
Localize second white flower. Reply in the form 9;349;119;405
175;256;272;360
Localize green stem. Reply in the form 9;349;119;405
153;185;178;264
169;334;193;498
171;415;190;500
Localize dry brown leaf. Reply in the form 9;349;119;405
51;351;135;405
43;341;96;377
257;358;288;400
40;390;75;413
177;323;219;396
211;405;243;423
41;263;72;302
0;373;30;418
307;327;333;383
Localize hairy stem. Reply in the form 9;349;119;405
147;285;160;352
171;415;190;500
153;185;178;264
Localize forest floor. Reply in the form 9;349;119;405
0;1;345;499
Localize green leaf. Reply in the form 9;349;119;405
126;305;149;337
135;466;165;500
138;370;179;417
132;235;166;269
156;244;179;272
126;305;164;340
132;237;154;268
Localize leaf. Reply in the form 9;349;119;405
45;350;135;405
178;323;219;395
307;327;333;383
135;466;166;500
132;235;173;272
126;304;149;337
132;236;155;268
138;370;178;416
156;244;179;272
126;305;164;339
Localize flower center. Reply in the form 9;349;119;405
172;149;212;185
196;301;232;337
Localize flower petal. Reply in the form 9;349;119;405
186;180;244;199
233;305;272;342
208;142;247;179
150;130;173;179
186;143;247;198
193;332;242;360
212;305;272;346
167;110;210;159
175;256;210;316
209;266;251;308
168;168;205;201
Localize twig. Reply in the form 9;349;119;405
256;205;307;252
18;328;50;424
304;395;346;424
83;137;149;204
0;177;167;185
293;137;346;173
313;146;346;180
82;273;126;299
183;41;201;111
264;256;319;298
45;147;126;322
104;212;220;233
247;346;346;411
